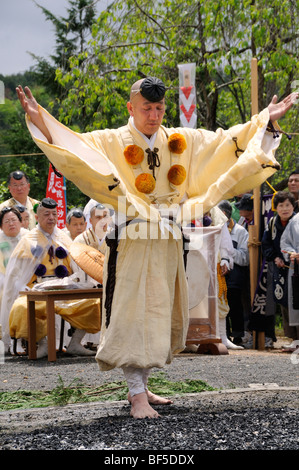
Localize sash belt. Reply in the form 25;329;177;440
104;217;189;328
104;219;145;328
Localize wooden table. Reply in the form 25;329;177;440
20;288;102;362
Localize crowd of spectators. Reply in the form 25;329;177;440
218;169;299;350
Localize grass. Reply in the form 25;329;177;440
0;373;215;412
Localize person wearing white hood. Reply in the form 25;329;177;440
73;202;111;256
72;202;112;348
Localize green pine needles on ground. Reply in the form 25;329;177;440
0;373;215;411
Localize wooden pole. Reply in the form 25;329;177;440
249;58;264;350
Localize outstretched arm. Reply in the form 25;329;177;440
16;85;53;143
268;92;298;122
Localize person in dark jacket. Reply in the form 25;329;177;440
262;191;296;344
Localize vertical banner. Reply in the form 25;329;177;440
250;194;274;323
46;165;67;229
178;63;197;128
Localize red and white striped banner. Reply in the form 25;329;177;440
178;63;197;128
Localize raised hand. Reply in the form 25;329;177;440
268;92;298;122
16;85;39;116
16;85;52;143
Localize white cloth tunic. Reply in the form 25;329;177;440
281;213;299;325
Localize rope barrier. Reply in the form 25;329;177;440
0;153;44;157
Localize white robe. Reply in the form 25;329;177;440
281;213;299;325
0;226;101;347
24;106;281;370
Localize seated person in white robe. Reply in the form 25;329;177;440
0;170;39;230
16;77;298;418
73;202;110;255
1;198;101;359
72;202;111;347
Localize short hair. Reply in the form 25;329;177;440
218;200;232;219
0;207;22;227
273;191;295;209
288;170;299;179
66;208;85;224
7;170;30;184
14;204;28;214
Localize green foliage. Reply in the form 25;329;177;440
1;0;298;202
0;373;215;411
32;0;98;100
55;0;298;177
0;89;50;202
0;0;99;208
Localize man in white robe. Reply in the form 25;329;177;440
16;77;298;418
0;171;39;230
73;202;110;255
72;202;111;347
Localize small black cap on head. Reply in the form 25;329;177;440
139;77;166;102
40;198;57;209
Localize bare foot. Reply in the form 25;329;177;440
146;390;173;405
129;392;160;419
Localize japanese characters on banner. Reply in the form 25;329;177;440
46;165;67;229
251;194;275;317
178;63;197;128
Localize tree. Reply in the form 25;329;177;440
0;1;99;207
31;0;98;99
56;0;299;182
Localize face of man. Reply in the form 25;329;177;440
1;211;22;237
66;216;87;240
90;207;110;238
239;209;253;222
288;174;299;198
36;207;58;234
127;93;165;137
8;176;30;205
20;210;30;229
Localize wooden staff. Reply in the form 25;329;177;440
248;58;264;350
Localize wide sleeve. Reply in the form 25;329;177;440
26;108;161;222
26;108;125;209
179;108;282;222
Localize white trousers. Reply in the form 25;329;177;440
122;366;151;397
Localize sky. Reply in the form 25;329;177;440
0;0;107;76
